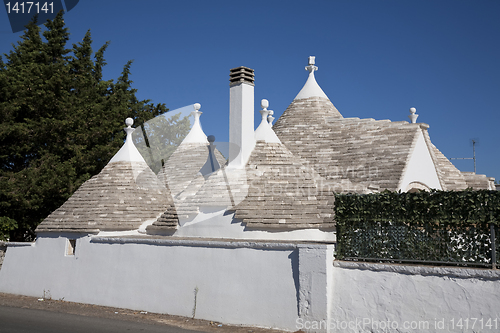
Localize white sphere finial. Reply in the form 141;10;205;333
408;107;419;123
261;99;269;110
193;103;201;111
125;117;134;128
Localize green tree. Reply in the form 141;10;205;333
0;13;174;241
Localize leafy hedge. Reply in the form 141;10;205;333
335;190;500;266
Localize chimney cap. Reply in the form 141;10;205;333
229;66;255;86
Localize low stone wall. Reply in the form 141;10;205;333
4;236;500;333
0;235;334;331
328;261;500;333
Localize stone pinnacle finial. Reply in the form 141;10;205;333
255;99;280;143
305;55;318;73
125;117;134;128
267;110;275;126
108;117;145;163
192;103;202;118
408;107;419;124
261;99;269;111
182;103;207;144
191;103;203;126
124;118;135;136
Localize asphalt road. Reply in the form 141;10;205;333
0;305;202;333
0;293;285;333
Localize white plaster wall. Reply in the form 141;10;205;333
298;244;335;333
172;209;336;242
398;130;442;191
0;235;301;331
329;262;500;333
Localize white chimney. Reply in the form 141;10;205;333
228;66;255;168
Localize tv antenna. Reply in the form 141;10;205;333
450;139;477;173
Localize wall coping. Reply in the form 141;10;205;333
91;236;334;250
334;260;500;280
0;241;34;247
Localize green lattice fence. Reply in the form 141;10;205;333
335;190;500;268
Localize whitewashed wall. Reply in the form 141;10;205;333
328;261;500;333
0;235;332;331
398;129;442;192
3;236;500;333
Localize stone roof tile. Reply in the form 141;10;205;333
36;161;173;233
462;172;496;190
148;142;228;231
274;103;423;192
233;141;335;230
421;130;468;191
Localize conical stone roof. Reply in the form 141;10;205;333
156;143;227;200
37;161;174;233
36;119;176;233
233;141;335;230
149;107;227;232
150;142;227;229
274;58;433;193
273;96;343;130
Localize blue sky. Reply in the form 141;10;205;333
1;0;499;181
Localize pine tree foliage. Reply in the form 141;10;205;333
0;13;175;241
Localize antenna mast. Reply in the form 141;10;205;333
451;139;477;173
472;139;476;174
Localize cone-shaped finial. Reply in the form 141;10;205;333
108;118;146;163
294;56;328;100
255;99;281;143
182;103;208;144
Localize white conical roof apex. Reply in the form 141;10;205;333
294;56;329;100
109;118;146;164
181;103;208;144
254;99;281;143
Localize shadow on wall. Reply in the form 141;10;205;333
0;244;6;271
288;249;300;316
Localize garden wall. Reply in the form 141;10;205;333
327;261;500;333
0;235;333;331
